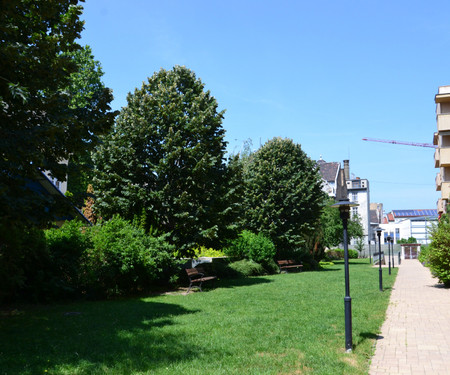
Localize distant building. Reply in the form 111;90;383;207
318;158;371;244
317;157;340;198
380;209;438;244
42;159;68;195
434;86;450;215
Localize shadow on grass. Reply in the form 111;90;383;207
353;332;384;350
0;298;213;374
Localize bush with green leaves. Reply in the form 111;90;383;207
229;259;266;276
427;217;450;286
225;230;276;268
193;246;226;258
0;223;47;303
45;220;91;298
86;216;176;295
418;245;430;265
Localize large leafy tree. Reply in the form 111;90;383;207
94;66;239;255
241;137;326;259
319;199;364;248
0;0;115;226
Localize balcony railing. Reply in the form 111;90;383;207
437;114;450;132
436;173;442;191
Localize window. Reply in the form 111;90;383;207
395;228;400;240
351;206;358;218
351;192;358;202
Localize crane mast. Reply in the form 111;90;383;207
362;137;436;148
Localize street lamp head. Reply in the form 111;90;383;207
375;227;383;238
386;235;391;242
331;199;359;220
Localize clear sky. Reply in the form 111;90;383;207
79;0;450;214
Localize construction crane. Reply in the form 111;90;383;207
362;137;437;148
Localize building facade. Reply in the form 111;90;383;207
434;86;450;215
380;209;437;244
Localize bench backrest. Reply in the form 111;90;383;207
186;267;204;277
277;260;299;265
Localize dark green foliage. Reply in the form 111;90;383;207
0;1;116;226
225;230;276;270
241;138;326;259
65;46;116;206
94;66;239;255
427;217;450;286
85;216;177;295
45;220;91;298
229;259;266;276
0;223;46;303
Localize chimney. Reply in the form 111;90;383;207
343;160;350;181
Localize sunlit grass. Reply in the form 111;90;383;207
0;259;397;374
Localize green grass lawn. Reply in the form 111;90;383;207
0;259;397;375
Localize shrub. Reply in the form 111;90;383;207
193;246;226;258
229;259;265;276
225;230;276;270
325;248;358;260
85;216;176;296
45;220;91;298
0;223;47;303
427;217;450;286
418;245;430;266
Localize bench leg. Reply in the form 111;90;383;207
187;281;202;293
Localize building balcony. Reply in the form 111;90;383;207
438;198;447;214
437;114;450;132
436;173;442;191
442;182;450;200
435;148;440;167
439;148;450;167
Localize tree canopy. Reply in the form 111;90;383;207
93;66;239;255
240;137;326;258
0;0;116;226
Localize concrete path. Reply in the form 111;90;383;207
369;259;450;375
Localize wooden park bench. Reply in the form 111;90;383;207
277;260;303;273
185;267;217;293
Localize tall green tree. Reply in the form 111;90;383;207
65;45;115;205
241;137;326;259
0;0;115;226
93;66;239;255
319;199;364;248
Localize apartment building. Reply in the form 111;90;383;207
434;85;450;215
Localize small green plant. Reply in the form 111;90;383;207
225;230;276;270
418;245;430;265
427;216;450;286
193;246;226;258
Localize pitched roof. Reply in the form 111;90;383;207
317;160;340;183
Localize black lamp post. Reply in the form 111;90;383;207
376;227;383;291
332;199;358;353
386;235;392;275
391;238;395;268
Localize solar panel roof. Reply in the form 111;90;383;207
392;209;438;218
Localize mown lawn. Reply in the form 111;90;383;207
0;259;397;374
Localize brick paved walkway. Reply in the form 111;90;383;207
369;259;450;375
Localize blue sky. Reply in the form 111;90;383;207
79;0;450;214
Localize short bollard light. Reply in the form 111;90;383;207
332;199;358;353
376;227;383;291
386;235;392;275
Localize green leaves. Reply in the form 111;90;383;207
94;66;235;256
240;137;326;258
0;1;116;226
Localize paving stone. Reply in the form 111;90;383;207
369;260;450;374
